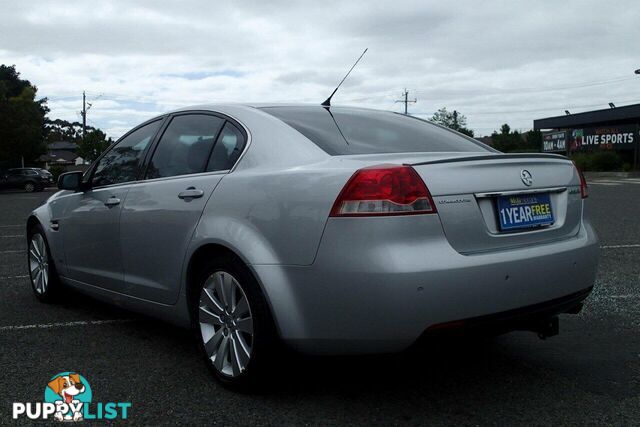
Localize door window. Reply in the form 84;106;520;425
146;114;224;179
91;120;162;187
206;122;246;172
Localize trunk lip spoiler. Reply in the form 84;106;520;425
407;153;569;167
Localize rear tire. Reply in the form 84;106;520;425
27;224;63;302
194;255;277;391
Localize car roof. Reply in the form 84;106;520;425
167;103;383;114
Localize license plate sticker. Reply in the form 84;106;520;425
497;193;554;231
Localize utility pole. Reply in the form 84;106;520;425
80;91;94;141
395;89;417;115
81;91;86;140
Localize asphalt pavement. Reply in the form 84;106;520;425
0;182;638;425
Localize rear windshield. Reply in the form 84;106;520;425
260;106;490;155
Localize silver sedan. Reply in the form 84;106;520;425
27;104;599;388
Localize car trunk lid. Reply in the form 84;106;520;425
408;153;582;254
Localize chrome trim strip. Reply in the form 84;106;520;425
475;186;568;198
129;170;229;186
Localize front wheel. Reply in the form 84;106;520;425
28;225;63;302
24;182;35;193
196;257;277;390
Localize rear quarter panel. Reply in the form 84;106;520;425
193;166;352;266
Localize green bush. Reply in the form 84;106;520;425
571;152;591;171
47;164;66;182
590;151;623;171
570;151;624;172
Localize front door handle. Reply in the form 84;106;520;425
178;187;204;200
104;197;121;207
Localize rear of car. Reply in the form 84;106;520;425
256;106;598;354
32;168;53;189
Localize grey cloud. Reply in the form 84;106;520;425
0;0;638;137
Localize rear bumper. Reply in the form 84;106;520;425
421;286;591;338
252;216;599;355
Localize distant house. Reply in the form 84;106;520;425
38;141;87;168
476;136;494;147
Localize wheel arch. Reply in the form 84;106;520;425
184;243;280;336
26;214;42;235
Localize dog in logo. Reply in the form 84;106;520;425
47;373;86;421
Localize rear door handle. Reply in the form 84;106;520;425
178;187;204;200
104;197;121;207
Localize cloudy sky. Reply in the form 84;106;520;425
1;0;639;138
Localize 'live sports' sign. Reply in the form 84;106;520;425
570;125;638;151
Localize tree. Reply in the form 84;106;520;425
77;129;112;162
0;65;48;167
430;107;474;137
45;119;89;144
525;129;542;150
491;123;528;152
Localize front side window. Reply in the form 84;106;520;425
146;114;224;179
91;120;161;187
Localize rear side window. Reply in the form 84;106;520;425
206;122;246;172
146;114;225;179
260;106;489;155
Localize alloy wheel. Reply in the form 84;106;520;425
29;234;49;294
199;271;254;377
25;183;35;192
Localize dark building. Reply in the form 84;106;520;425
37;141;85;168
534;103;640;169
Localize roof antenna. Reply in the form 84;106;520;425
321;48;368;107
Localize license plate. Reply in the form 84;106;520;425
497;193;554;231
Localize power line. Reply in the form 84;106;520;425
412;75;637;98
410;98;640;117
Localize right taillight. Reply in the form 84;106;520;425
572;161;588;199
330;164;437;217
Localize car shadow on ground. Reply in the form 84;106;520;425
60;286;546;395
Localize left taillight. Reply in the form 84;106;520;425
572;161;588;199
330;164;437;217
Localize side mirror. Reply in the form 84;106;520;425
57;171;84;191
